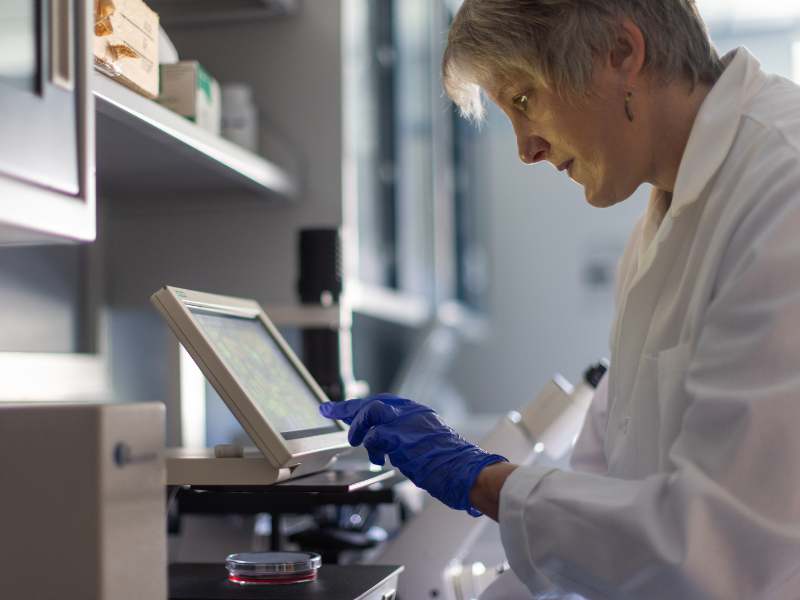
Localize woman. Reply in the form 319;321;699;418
322;1;800;597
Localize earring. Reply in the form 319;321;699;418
624;91;634;122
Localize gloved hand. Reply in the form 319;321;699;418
320;394;507;516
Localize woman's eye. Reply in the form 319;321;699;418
513;94;529;112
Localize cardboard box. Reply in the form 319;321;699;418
158;61;222;135
94;0;159;99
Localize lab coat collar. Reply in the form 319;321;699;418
671;47;768;217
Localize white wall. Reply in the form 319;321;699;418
0;246;83;352
710;28;797;76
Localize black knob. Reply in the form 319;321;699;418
583;359;609;389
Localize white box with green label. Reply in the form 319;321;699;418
158;61;221;135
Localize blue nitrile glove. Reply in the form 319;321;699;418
320;394;507;516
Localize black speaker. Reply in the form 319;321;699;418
297;228;342;305
302;328;344;401
297;228;344;401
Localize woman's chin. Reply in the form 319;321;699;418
584;188;611;208
584;183;626;208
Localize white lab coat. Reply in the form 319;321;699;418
497;48;800;599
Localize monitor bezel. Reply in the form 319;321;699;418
151;286;349;469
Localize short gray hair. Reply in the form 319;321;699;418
443;0;723;120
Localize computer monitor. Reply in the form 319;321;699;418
151;286;350;471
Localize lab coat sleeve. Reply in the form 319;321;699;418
499;155;800;598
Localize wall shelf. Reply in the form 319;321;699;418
437;300;489;342
265;304;344;329
145;0;298;26
93;73;297;199
345;281;432;328
265;283;433;330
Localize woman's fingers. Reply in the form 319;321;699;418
319;397;374;424
348;400;399;446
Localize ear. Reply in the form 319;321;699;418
609;18;646;85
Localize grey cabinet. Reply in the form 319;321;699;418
0;0;95;244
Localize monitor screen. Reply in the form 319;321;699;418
189;308;339;440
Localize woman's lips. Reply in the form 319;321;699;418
558;159;574;172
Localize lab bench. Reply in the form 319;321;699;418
169;563;402;600
168;473;405;599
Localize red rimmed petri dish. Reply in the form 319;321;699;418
225;552;322;585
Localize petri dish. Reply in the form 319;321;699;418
225;551;322;585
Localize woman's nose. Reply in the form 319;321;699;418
517;135;550;165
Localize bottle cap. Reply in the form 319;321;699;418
221;83;254;106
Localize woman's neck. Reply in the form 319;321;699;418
648;80;714;194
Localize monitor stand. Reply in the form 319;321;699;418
166;445;336;487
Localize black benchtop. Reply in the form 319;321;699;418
169;563;403;600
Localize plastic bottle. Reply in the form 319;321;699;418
221;83;259;152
